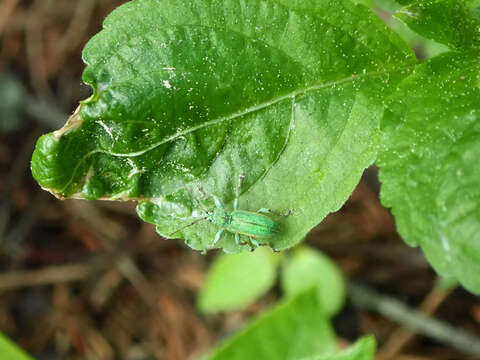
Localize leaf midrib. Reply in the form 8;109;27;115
100;67;411;157
58;65;414;194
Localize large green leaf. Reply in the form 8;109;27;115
395;0;480;50
31;0;415;252
301;336;376;360
198;247;279;313
378;51;480;293
208;288;336;360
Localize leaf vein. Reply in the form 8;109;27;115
60;65;413;194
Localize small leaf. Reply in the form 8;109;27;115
0;333;34;360
375;1;449;60
31;0;415;253
281;247;345;317
395;0;480;50
301;336;376;360
198;247;279;313
208;288;336;360
378;51;480;293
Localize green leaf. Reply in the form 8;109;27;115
281;247;345;317
208;288;336;360
0;73;25;133
301;336;376;360
0;333;34;360
395;0;480;50
378;51;480;293
473;6;480;21
31;0;415;253
375;1;449;60
468;0;480;7
198;247;279;313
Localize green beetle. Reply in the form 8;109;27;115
170;175;287;250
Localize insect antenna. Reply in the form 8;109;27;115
181;180;209;214
197;185;208;199
167;180;211;238
167;217;206;238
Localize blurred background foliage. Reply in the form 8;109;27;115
0;0;479;359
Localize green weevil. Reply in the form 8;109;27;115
170;175;288;250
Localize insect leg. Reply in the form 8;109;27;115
167;218;205;238
181;181;209;214
234;174;245;210
246;237;256;251
212;229;225;247
213;195;225;209
237;235;248;246
196;186;225;210
257;208;292;217
197;185;208;199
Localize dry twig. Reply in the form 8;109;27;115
2;191;50;256
58;0;96;56
0;263;92;290
0;0;20;36
377;282;453;360
0;128;41;238
63;201;157;306
348;282;480;357
25;0;55;99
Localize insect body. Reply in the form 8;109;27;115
219;210;279;239
171;175;284;250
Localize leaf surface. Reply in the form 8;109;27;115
301;336;376;360
208;288;336;360
31;0;415;252
395;0;480;50
378;51;480;293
